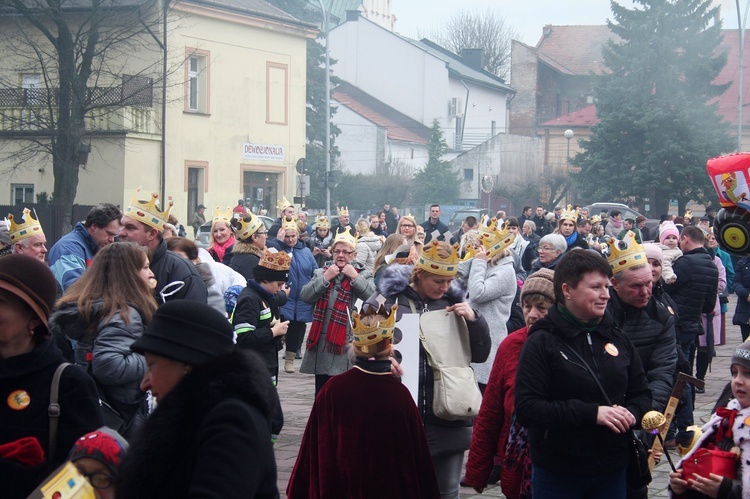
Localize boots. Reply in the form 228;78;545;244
284;351;296;373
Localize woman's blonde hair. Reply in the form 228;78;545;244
373;233;407;276
209;219;234;246
57;242;158;335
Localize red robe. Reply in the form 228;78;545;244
287;360;440;499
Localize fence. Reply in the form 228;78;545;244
1;204;97;247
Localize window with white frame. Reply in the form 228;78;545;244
12;184;34;205
185;50;209;114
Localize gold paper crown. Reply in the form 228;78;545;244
213;206;232;226
333;227;358;250
276;196;293;215
8;208;44;243
684;209;693;221
418;240;461;276
281;217;298;232
337;206;349;217
316;214;330;230
477;216;516;259
234;212;264;241
606;231;648;274
589;215;601;225
351;304;398;354
124;187;173;232
559;204;579;222
259;248;291;271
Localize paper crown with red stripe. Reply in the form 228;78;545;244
417;240;461;276
351;303;398;354
607;231;647;274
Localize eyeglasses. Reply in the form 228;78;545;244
401;224;416;229
76;468;115;489
333;250;354;255
538;246;557;253
255;231;267;236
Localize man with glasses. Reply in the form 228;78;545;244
300;229;375;394
48;203;122;291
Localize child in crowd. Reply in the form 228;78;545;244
69;428;129;499
668;341;750;498
658;220;682;284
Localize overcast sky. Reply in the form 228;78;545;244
393;0;740;46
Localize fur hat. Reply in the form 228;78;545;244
659;221;679;244
732;341;750;371
131;300;234;365
0;254;56;334
521;268;555;304
643;243;663;262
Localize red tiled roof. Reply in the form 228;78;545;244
332;82;431;144
535;25;615;75
540;103;599;127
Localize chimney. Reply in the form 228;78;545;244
461;49;485;71
346;10;360;22
543;25;552;37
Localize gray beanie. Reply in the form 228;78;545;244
521;268;555;304
732;341;750;371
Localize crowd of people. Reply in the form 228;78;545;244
0;193;745;499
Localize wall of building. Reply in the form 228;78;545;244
447;78;508;150
335;105;379;174
509;41;539;137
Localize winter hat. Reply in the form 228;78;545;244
131;300;234;365
521;268;555;304
643;243;663;262
732;341;750;371
659;221;679;244
224;285;244;314
68;428;129;476
0;253;57;333
253;248;291;282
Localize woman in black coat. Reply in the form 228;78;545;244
117;300;279;498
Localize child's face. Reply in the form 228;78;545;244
731;364;750;408
261;281;285;294
663;235;679;249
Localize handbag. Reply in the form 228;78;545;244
682;448;738;480
562;345;652;488
410;302;483;421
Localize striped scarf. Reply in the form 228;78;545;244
306;270;354;354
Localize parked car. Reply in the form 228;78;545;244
195;215;274;249
584;202;659;234
446;209;488;235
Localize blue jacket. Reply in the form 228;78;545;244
280;240;317;322
48;222;98;291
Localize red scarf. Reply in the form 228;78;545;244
306;269;354;354
715;406;738;444
210;235;236;263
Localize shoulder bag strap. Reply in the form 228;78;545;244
561;344;612;406
49;362;71;460
406;298;418;315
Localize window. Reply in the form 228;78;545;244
184;162;208;223
464;169;474;181
266;62;288;125
184;49;210;114
12;184;34;205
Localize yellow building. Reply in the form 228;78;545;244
0;0;315;225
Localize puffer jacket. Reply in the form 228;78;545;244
734;256;750;325
366;263;491;427
664;247;719;336
355;235;382;274
607;290;677;412
150;239;208;304
280;239;317;323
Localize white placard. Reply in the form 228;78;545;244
394;313;421;407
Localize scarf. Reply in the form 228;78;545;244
609;218;623;230
557;304;601;333
564;231;579;247
306;269;354;354
210;235;236;263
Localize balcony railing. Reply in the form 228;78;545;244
452;132;492;151
0;75;153;108
0;106;158;135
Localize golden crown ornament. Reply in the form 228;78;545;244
559;204;579;223
8;208;44;243
276;196;293;216
589;215;602;226
124;187;173;233
213;206;232;226
606;231;648;275
333;227;358;250
234;212;264;241
315;214;330;230
476;215;516;259
418;240;461;276
351;304;398;354
282;217;298;233
337;206;349;217
259;248;292;271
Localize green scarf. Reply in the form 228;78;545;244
557;304;600;333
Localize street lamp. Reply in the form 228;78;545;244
317;0;333;216
564;129;574;206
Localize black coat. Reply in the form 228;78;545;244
733;256;750;325
117;350;279;499
420;219;450;243
0;339;103;498
664;247;719;336
232;281;282;374
607;290;677;412
532;215;551;237
227;242;263;281
151;239;208;304
514;306;651;475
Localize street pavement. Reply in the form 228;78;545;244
274;306;744;498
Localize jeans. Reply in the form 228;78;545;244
532;465;627;499
425;424;472;499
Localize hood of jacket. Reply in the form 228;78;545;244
229;241;264;256
49;301;108;341
376;262;465;303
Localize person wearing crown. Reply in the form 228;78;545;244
268;196;295;239
332;206;355;235
206;208;236;264
287;304;441;499
310;214;333;268
366;240;490;499
225;212;268;280
455;217;517;391
555;205;589;252
231;248;291;441
9;208;48;262
514;250;651;498
119;189;208;304
300;228;375;395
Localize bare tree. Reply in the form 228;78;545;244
0;0;173;233
424;8;519;80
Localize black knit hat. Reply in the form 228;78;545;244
0;253;57;333
131;300;234;365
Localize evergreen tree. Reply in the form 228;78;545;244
411;120;460;206
573;0;733;216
